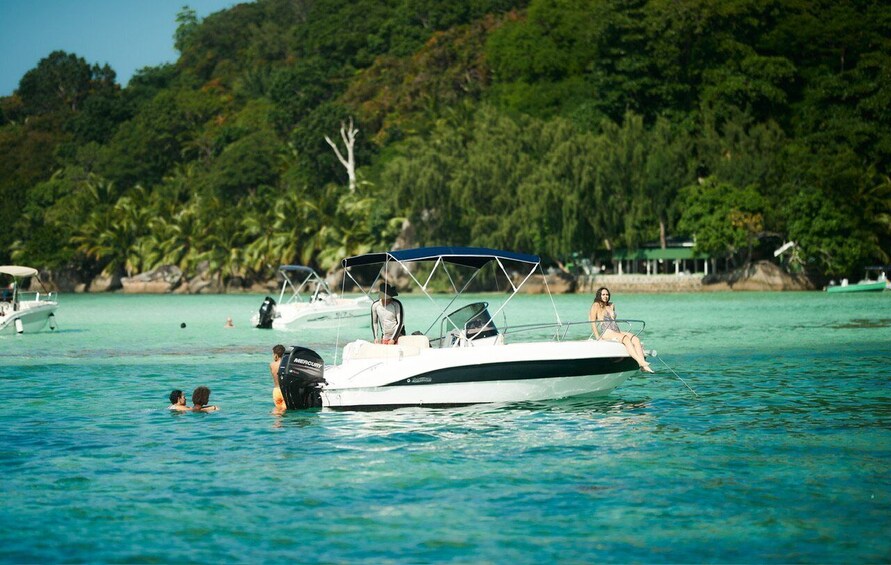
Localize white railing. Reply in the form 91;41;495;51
431;318;645;348
12;291;56;304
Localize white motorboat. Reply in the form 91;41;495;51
0;266;59;335
252;265;370;330
276;247;648;410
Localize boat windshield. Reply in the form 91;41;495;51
443;302;499;341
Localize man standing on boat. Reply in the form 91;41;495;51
371;282;404;344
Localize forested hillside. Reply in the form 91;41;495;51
1;0;889;289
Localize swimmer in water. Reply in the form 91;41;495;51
168;389;189;411
191;386;219;412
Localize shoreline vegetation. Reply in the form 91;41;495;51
25;260;815;294
3;1;888;286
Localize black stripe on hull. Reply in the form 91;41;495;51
387;356;638;386
326;402;478;411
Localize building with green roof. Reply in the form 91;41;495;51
612;240;711;276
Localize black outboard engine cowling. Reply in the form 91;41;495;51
278;346;326;409
256;296;276;329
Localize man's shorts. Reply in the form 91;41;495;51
273;386;286;410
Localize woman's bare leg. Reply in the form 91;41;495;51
605;330;650;370
629;335;651;370
618;333;652;371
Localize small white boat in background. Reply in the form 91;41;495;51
0;266;59;335
252;265;370;330
276;247;648;410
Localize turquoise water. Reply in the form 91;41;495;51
1;291;889;563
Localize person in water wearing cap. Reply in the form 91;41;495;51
371;282;405;344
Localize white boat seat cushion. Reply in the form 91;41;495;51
343;340;422;360
397;335;430;349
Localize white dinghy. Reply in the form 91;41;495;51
276;247;649;410
252;265;370;330
0;266;59;335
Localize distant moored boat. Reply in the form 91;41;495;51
0;266;59;334
826;266;889;293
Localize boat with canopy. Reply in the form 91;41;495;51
275;247;650;410
252;265;370;329
0;266;58;335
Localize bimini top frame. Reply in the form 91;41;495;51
277;265;331;304
340;246;552;340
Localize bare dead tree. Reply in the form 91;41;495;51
324;117;358;192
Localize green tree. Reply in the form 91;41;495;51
174;7;200;53
677;178;766;267
17;51;93;114
71;188;150;278
645;116;693;248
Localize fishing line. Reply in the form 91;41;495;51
651;352;699;397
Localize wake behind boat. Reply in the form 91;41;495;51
252;265;370;330
276;247;649;410
0;266;59;335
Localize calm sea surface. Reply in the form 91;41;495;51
1;291;889;563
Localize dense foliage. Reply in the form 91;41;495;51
2;0;889;287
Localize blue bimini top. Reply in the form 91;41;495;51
342;246;540;270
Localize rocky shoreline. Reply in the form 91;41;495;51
27;260;816;294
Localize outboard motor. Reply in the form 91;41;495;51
278;346;326;409
256;296;276;329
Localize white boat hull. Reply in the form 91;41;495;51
319;340;638;409
272;300;368;329
321;372;633;409
252;298;370;329
0;302;58;334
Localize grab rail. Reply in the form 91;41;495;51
500;319;645;342
429;318;645;348
8;291;56;304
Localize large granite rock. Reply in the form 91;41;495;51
250;278;280;293
702;260;815;291
516;270;577;294
186;261;222;294
88;272;122;292
121;265;183;293
32;267;84;292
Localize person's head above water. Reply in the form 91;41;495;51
273;344;285;359
169;389;185;405
192;386;211;406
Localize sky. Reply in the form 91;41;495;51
0;0;243;97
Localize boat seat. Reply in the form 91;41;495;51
343;340;421;360
397;335;430;349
